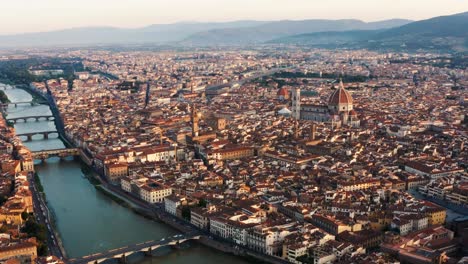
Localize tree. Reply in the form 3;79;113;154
37;243;48;256
21;211;29;221
0;196;7;206
0;225;8;233
181;207;191;221
21;218;47;242
198;199;207;208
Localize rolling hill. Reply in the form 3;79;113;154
0;21;267;47
181;19;412;45
271;12;468;52
0;19;411;47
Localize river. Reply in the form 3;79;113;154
1;84;249;264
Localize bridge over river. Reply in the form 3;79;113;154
68;233;201;264
31;148;80;160
0;100;49;108
16;130;59;141
7;115;54;123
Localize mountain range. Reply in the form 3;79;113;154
0;19;411;47
180;19;412;45
0;12;466;52
271;12;468;52
0;21;267;47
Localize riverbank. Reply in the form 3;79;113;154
0;89;11;124
0;89;11;126
13;84;177;255
1;84;68;258
5;83;281;263
30;171;68;259
0;90;11;103
2;83;253;263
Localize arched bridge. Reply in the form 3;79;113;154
68;234;201;264
31;148;80;160
0;101;49;107
7;115;54;123
16;131;59;141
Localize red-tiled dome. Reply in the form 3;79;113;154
349;110;358;116
277;87;288;96
328;81;353;106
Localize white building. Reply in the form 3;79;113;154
164;194;185;215
139;182;172;203
120;177;132;193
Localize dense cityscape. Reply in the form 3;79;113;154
0;46;466;264
0;3;467;264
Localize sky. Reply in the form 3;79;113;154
1;0;467;35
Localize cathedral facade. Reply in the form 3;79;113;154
291;81;360;128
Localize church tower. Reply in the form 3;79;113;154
191;104;200;137
291;88;301;120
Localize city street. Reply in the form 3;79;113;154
27;172;65;259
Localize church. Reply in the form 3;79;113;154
291;80;360;128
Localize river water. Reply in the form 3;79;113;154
1;84;248;263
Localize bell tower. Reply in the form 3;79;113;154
191;104;199;137
291;88;301;120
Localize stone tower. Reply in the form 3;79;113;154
191;104;199;137
291;88;301;120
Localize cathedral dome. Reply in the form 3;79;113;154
328;81;353;106
277;87;288;97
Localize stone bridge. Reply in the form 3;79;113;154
68;234;201;264
31;148;80;160
16;131;59;141
7;115;54;123
0;101;49;107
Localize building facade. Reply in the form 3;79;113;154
292;81;360;127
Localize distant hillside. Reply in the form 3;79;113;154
269;30;381;46
368;11;468;52
181;19;412;45
271;12;468;52
0;21;267;47
0;19;411;47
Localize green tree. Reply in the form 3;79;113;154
198;199;207;208
0;196;7;206
0;225;8;233
21;211;29;221
181;207;191;221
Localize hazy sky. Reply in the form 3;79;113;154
1;0;467;35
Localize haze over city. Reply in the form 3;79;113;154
1;0;468;35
